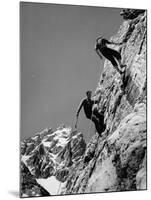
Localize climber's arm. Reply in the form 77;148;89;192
107;40;123;45
96;49;103;59
94;44;103;59
76;99;84;118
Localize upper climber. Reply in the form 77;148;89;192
95;36;126;75
75;90;106;136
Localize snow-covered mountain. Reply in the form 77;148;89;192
20;125;86;197
20;9;146;197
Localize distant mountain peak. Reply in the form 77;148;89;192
21;126;86;196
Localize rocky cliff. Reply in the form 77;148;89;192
20;9;147;197
62;9;147;194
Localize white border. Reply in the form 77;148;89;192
0;0;150;199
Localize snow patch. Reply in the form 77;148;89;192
37;176;66;195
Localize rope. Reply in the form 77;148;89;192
88;59;103;138
89;58;105;138
87;58;104;140
75;57;104;141
87;113;94;141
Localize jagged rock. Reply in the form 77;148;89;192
136;152;146;190
120;9;145;20
55;168;69;182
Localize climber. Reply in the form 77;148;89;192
95;36;126;75
75;90;106;135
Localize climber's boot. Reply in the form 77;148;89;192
120;64;127;74
97;123;106;137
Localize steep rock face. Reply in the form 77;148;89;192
63;10;146;194
21;126;86;196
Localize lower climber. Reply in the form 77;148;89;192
75;90;106;135
95;36;126;74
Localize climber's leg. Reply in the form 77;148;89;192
111;49;127;73
111;48;122;60
109;49;126;73
108;56;122;74
91;116;101;134
102;47;126;74
101;47;122;74
117;59;127;73
93;109;106;133
91;115;106;136
93;109;102;121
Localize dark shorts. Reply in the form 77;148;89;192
100;47;121;67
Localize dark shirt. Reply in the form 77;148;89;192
77;98;98;119
95;38;111;51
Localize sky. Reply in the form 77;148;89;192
20;2;123;142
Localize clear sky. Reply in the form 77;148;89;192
20;2;123;142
